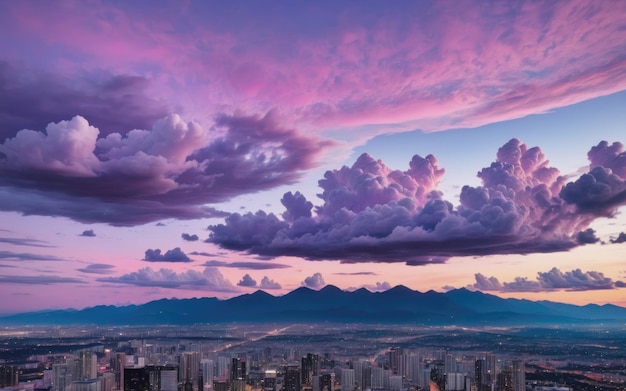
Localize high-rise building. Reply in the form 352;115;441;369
351;360;371;391
70;379;101;391
202;360;215;390
284;366;301;391
79;352;98;380
301;354;319;386
124;367;150;391
0;365;19;388
496;367;512;391
264;370;277;391
341;369;355;391
389;375;402;391
180;352;201;391
485;354;497;391
511;361;525;391
54;362;73;391
313;373;334;391
387;348;400;375
112;353;126;391
475;359;487;391
230;358;246;391
160;367;178;391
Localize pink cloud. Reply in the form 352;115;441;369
1;1;624;132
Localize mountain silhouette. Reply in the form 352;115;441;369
1;285;624;325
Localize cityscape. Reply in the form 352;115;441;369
1;322;625;391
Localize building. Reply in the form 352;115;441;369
341;369;354;391
180;352;201;391
511;361;525;391
284;366;301;391
0;365;19;388
301;354;319;386
230;358;246;391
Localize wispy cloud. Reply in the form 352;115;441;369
0;275;84;285
0;250;65;262
200;260;290;270
76;263;115;275
0;237;53;248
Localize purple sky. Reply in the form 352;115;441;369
1;0;625;314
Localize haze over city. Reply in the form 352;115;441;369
1;0;626;315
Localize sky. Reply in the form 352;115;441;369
0;0;626;315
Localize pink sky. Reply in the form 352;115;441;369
0;0;625;314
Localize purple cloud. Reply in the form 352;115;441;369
0;251;64;262
209;139;626;263
200;260;290;270
0;275;85;285
144;247;193;263
259;276;281;290
181;233;199;242
0;111;330;226
237;274;257;287
576;229;599;244
76;263;115;275
333;272;377;276
471;267;621;292
99;266;238;291
611;232;626;244
80;230;96;237
0;237;53;248
303;272;325;289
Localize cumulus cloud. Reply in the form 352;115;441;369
303;272;325;289
144;247;193;263
200;260;290;270
209;139;626;264
0;111;330;226
471;267;622;292
182;233;199;242
76;263;115;274
237;274;257;287
259;276;282;290
80;229;96;237
0;275;84;285
610;232;626;244
99;266;238;291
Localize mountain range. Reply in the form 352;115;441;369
1;286;625;326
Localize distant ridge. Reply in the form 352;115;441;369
1;286;625;326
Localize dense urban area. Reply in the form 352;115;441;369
0;324;624;391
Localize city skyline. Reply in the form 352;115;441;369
1;1;626;314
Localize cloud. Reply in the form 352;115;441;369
237;274;257;287
0;250;65;261
0;275;84;285
4;2;625;134
209;139;626;263
259;276;281;290
80;230;96;237
0;111;330;226
0;237;53;248
303;272;325;289
99;266;238;291
576;228;599;244
616;281;626;288
610;232;626;244
144;247;193;263
471;267;622;292
0;61;170;143
200;260;290;270
333;272;377;276
181;233;199;242
189;251;219;257
76;263;115;275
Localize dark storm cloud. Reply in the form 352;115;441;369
208;139;626;264
610;232;626;244
144;247;193;263
0;61;170;142
576;228;600;244
471;267;621;292
0;111;330;226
